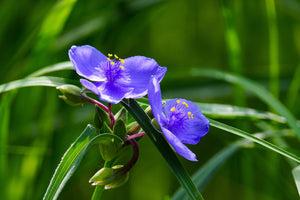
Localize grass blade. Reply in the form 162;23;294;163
28;61;74;77
43;125;123;200
196;103;286;123
209;118;300;164
191;68;300;140
0;76;77;94
292;165;300;197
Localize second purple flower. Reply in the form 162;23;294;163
69;45;167;104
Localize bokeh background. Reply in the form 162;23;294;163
1;0;300;199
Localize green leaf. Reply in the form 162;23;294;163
28;61;74;77
292;165;300;197
196;103;286;123
191;68;300;140
43;125;123;200
121;99;204;200
0;76;78;94
172;144;239;200
209;118;300;164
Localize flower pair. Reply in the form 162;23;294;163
69;45;209;161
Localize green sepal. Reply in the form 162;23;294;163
114;107;127;122
56;84;86;106
94;105;110;129
99;134;123;161
113;119;127;139
89;165;129;189
100;122;112;134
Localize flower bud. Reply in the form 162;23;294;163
56;84;86;106
113;119;127;139
89;165;129;189
151;118;161;131
94;105;110;129
145;106;153;118
114;108;127;122
99;134;123;161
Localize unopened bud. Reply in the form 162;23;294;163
56;84;86;106
89;165;129;189
145;106;153;118
94;105;110;129
113;119;127;139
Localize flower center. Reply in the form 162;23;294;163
165;100;193;130
104;54;126;82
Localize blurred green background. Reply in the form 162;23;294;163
1;0;300;199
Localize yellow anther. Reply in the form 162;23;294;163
111;62;115;65
182;102;189;107
188;111;191;115
120;65;124;69
108;53;113;57
170;107;175;112
120;59;124;64
114;54;119;59
191;114;194;119
176;100;180;103
107;58;111;61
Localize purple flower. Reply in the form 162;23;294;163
69;45;167;104
148;77;209;161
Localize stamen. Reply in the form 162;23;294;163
120;59;124;64
188;111;191;115
120;65;124;69
182;102;189;107
176;100;180;103
191;114;194;119
108;53;113;57
170;107;175;112
111;62;115;65
107;58;111;61
114;54;119;59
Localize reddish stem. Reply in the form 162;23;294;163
120;139;139;173
83;94;115;129
124;132;146;141
128;125;141;135
107;103;115;129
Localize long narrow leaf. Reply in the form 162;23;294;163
292;165;300;197
28;61;74;77
122;99;204;200
209;118;300;164
0;76;77;94
196;103;286;123
43;125;123;200
191;68;300;140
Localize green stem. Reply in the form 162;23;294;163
209;118;300;164
91;160;115;200
91;186;105;200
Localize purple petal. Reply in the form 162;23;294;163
123;56;167;99
97;82;133;104
161;127;197;161
148;77;167;124
164;99;209;145
80;79;100;95
69;45;107;81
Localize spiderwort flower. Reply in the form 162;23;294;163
148;77;209;161
69;45;167;104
